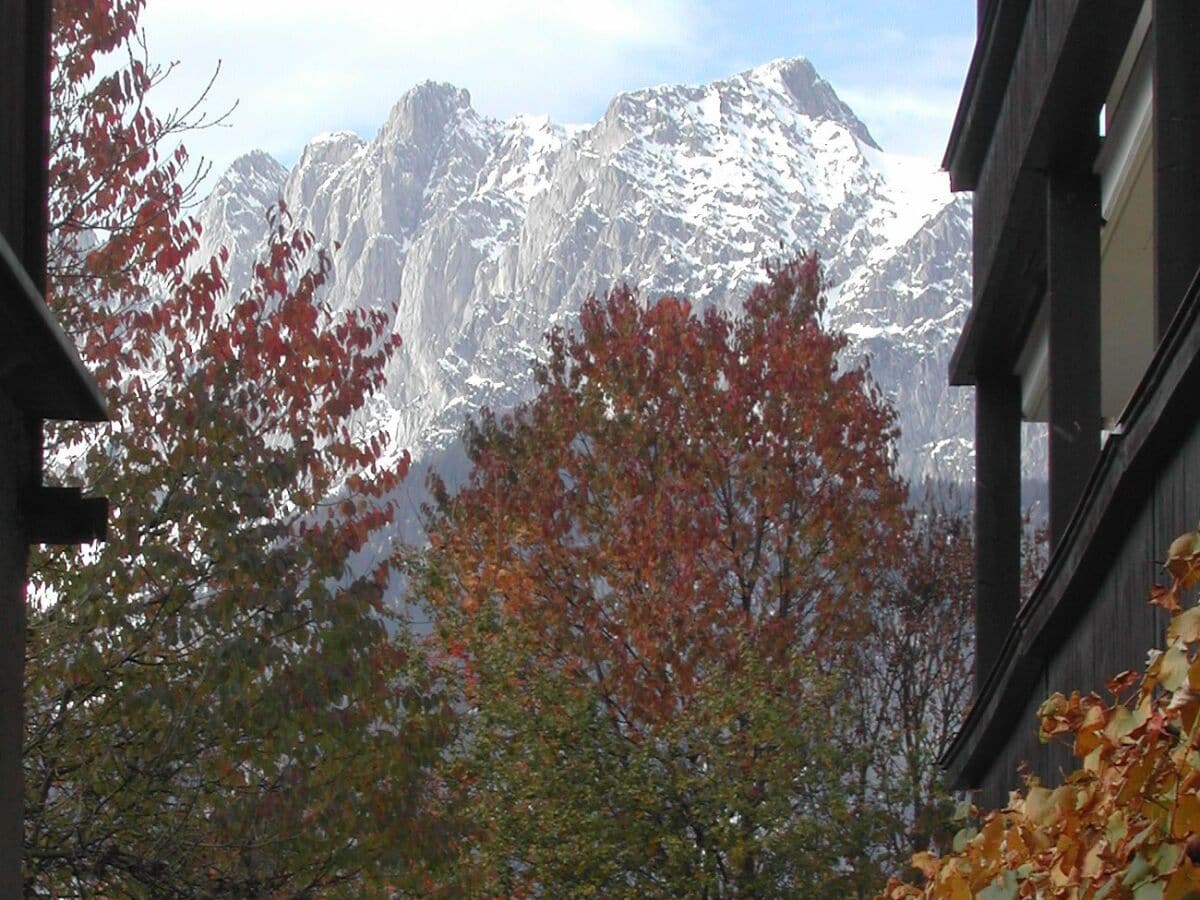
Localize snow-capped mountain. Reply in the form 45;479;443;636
195;57;977;488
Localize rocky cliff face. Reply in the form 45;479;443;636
195;57;981;488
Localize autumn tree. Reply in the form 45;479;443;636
846;487;975;880
26;1;454;894
418;256;911;895
881;527;1200;900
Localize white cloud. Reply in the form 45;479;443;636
840;87;960;161
137;0;700;184
816;31;974;160
840;85;961;126
127;1;973;187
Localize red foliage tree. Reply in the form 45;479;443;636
421;256;909;894
25;2;454;894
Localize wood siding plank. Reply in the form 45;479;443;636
974;490;1160;800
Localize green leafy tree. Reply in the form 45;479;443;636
25;1;454;894
419;256;910;896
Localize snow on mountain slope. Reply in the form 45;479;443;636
195;57;978;487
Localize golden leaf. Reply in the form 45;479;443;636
1161;646;1192;693
1082;840;1106;878
1025;785;1055;827
910;850;940;879
1186;654;1200;692
1154;585;1184;614
1170;608;1200;645
1167;531;1200;585
1164;861;1200;900
1117;754;1157;804
1173;793;1200;839
943;869;973;900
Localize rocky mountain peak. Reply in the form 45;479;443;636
286;131;366;213
194;149;288;293
748;57;879;150
209;149;288;200
596;55;879;163
296;131;365;170
380;80;474;148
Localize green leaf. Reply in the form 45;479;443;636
978;869;1019;900
1125;852;1154;887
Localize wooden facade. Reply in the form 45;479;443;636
945;0;1200;807
0;0;109;891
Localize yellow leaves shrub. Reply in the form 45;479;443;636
881;529;1200;900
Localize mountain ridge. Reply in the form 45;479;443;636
194;56;985;492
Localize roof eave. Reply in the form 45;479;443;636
0;232;109;423
943;0;1033;191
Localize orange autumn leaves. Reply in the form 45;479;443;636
883;527;1200;900
426;256;906;730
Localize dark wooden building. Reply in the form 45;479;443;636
944;0;1200;806
2;0;109;892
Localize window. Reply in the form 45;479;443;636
1095;0;1154;428
1015;2;1155;436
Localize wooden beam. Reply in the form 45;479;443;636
945;0;1034;185
0;402;30;900
22;485;108;545
0;233;108;422
0;0;50;284
1046;168;1102;548
0;2;51;894
1153;1;1200;338
974;373;1023;694
978;0;993;34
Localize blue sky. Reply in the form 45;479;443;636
138;0;976;188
